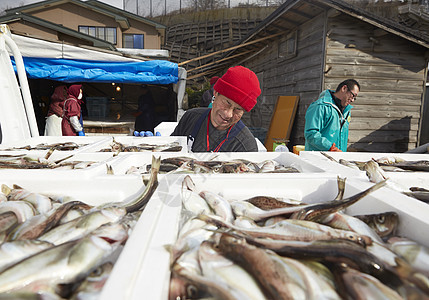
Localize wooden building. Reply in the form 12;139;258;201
195;0;429;152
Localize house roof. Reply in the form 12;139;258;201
4;0;166;32
0;12;116;50
184;0;429;80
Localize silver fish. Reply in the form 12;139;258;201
364;160;389;183
337;264;403;300
0;240;53;273
38;206;126;245
0;235;118;297
198;240;266;300
118;155;160;213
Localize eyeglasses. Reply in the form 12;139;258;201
347;87;357;100
216;96;244;116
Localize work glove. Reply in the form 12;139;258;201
329;143;341;152
145;131;154;137
134;131;140;137
155;131;161;136
77;131;85;136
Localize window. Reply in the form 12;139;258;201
123;34;144;49
78;26;117;44
278;30;297;59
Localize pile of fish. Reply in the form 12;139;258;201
0;156;160;299
322;153;429;203
98;138;183;154
126;156;300;175
0;153;101;170
168;175;429;299
1;142;85;151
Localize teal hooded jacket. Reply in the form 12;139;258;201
304;90;352;152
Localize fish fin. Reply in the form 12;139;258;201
106;164;114;175
1;184;12;196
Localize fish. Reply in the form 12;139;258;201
198;214;369;246
243;195;301;210
388;237;429;276
38;206;127;245
199;191;234;223
0;211;19;240
230;200;309;222
291;179;387;221
8;201;94;241
217;233;306;299
241;237;404;290
0;201;36;223
333;264;403;300
198;240;266;300
364;160;389;183
0;235;118;297
354;212;399;240
118;155;160;213
71;262;114;300
2;184;52;214
172;262;237;300
181;175;212;215
339;158;361;170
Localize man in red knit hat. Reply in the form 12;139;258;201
172;66;261;152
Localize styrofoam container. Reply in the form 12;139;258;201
301;151;429;190
104;174;429;300
105;152;328;176
0;173;162;299
85;136;188;153
0;151;120;179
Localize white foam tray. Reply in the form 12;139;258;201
85;136;188;153
0;174;161;298
0;151;120;179
106;152;327;176
100;174;429;300
301;151;429;190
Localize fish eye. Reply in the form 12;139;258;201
187;284;198;297
377;215;385;223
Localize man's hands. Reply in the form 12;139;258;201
329;143;341;152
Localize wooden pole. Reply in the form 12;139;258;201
178;32;283;66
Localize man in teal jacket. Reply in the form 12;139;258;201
304;79;360;152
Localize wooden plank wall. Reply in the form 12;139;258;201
241;13;326;148
324;13;428;152
165;19;261;74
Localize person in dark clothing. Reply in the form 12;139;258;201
134;84;156;132
172;66;261;152
200;76;219;107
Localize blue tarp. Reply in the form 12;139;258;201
11;57;179;84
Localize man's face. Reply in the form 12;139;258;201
339;84;359;107
210;92;245;131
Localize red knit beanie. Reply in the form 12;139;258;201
214;66;261;112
